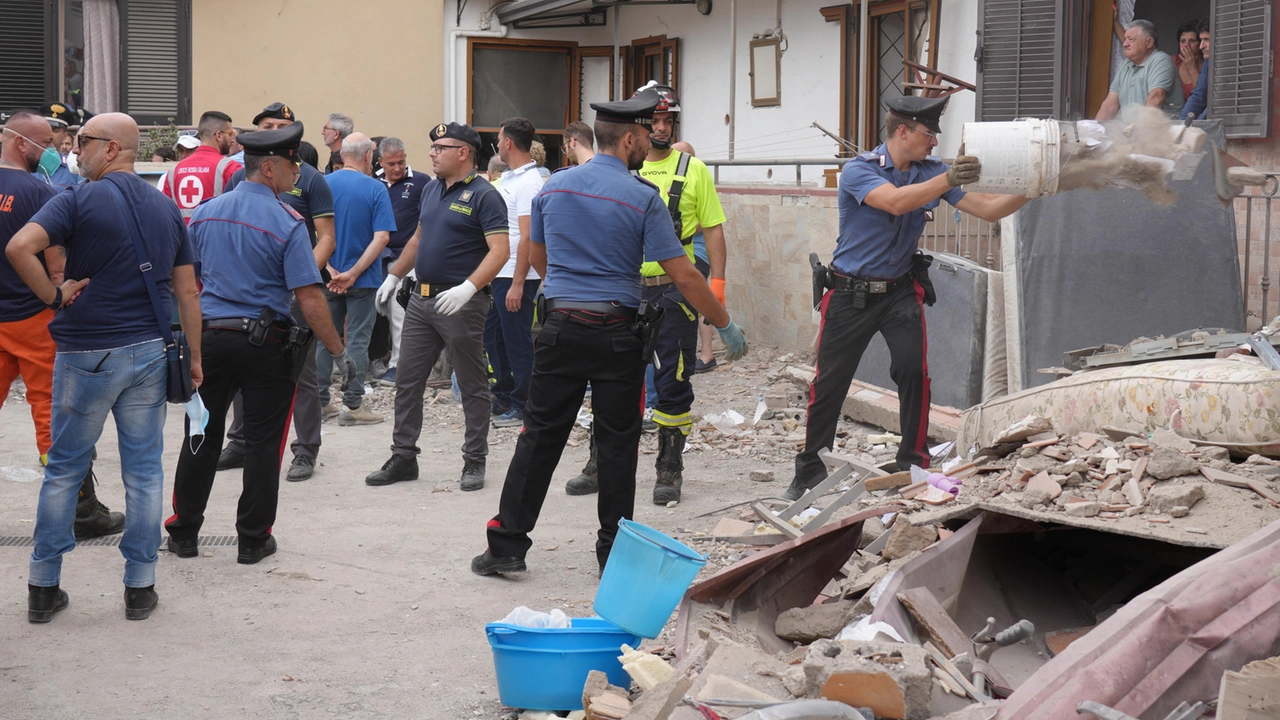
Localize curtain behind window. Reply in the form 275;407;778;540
83;0;119;113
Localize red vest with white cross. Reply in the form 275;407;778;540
162;145;242;224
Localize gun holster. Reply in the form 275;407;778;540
809;252;830;309
396;276;413;309
634;301;666;365
248;307;275;347
912;252;937;306
282;326;316;384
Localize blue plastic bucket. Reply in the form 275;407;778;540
485;616;641;711
594;519;707;638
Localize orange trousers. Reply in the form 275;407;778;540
0;309;56;457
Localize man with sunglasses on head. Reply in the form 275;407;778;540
787;95;1031;502
369;122;509;491
161;110;242;224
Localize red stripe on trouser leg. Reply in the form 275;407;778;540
913;280;931;469
806;289;835;417
264;388;299;537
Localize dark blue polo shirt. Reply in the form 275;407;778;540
31;171;195;352
225;162;334;248
384;167;425;262
834;144;966;279
533;154;685;307
414;171;507;285
0;169;57;322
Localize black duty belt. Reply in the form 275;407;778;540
829;270;913;295
545;299;638;322
405;278;491;299
640;275;675;287
204;317;292;343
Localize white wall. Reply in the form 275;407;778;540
933;0;978;158
449;0;845;185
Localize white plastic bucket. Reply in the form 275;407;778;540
960;118;1062;198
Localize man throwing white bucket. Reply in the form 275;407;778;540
787;95;1031;500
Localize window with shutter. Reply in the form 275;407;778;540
976;0;1061;120
0;0;58;115
119;0;190;125
1210;0;1272;138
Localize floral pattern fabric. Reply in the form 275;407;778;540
958;357;1280;454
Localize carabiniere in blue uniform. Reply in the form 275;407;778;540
165;122;353;566
474;89;750;578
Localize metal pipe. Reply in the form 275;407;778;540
613;5;621;99
1264;197;1273;323
448;20;509;123
1241;197;1250;328
728;0;737;160
857;0;869;144
701;158;844;166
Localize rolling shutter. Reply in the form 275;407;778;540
0;0;57;115
119;0;191;124
976;0;1061;121
1209;0;1272;138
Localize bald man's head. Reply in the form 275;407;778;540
2;112;54;173
671;141;696;156
74;112;139;180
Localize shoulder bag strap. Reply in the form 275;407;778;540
666;151;692;245
102;175;175;347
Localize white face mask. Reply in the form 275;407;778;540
66;152;80;176
183;390;209;455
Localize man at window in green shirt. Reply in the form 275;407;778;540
1097;19;1182;120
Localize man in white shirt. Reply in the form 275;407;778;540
487;117;544;428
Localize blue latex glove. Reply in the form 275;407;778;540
716;316;748;361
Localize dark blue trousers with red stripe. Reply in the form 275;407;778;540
795;280;931;485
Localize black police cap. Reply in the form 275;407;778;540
39;102;77;128
73;108;94;129
239;121;305;159
252;102;297;127
886;95;949;135
430;122;482;151
591;88;662;127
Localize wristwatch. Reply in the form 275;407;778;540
49;286;63;310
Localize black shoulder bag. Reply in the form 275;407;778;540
103;176;194;403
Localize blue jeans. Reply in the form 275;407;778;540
30;339;168;589
317;287;377;409
483;278;540;412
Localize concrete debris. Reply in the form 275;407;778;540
993;416;1054;445
618;644;674;691
1146;483;1206;515
1149;428;1198;453
1019;489;1052;508
881;522;939;561
1065;501;1101;517
1146;446;1202;481
775;600;856;643
801;639;932;720
750;469;776;483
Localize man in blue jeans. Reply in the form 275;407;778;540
7;112;203;622
319;132;395;426
486;117;544;428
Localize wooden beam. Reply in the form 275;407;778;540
896;587;974;658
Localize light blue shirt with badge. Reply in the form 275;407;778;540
188;180;323;322
833;144;966;279
532;153;686;307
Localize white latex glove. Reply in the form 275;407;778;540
376;273;401;317
434;280;477;316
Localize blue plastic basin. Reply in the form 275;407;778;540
485;616;641;711
594;519;707;638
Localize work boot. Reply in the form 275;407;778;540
286;455;315;482
74;465;125;541
782;473;824;502
124;585;158;620
237;535;277;565
460;458;486;491
653;425;687;505
365;455;419;486
217;447;245;471
565;424;599;496
28;584;69;623
471;550;527;576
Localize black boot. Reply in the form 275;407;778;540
74;464;125;541
124;585;158;620
565;423;599;496
653;426;686;505
28;584;69;623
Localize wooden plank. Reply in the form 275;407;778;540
820;451;891;477
712;518;755;538
896;587;974;658
865;471;913;491
753;502;802;540
899;481;928;499
923;641;991;703
1217;656;1280;720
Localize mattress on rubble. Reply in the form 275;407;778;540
1001;119;1241;392
957;356;1280;456
853;253;1005;410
